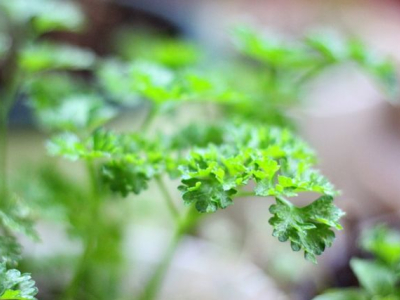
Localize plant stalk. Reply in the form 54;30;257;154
155;176;180;221
0;106;8;202
61;160;103;300
140;104;157;132
137;206;199;300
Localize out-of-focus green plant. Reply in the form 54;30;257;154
314;225;400;300
0;0;91;298
0;1;399;299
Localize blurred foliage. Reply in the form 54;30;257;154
20;43;95;73
0;0;399;299
314;225;400;300
0;0;84;35
0;262;38;300
234;27;399;101
114;28;201;69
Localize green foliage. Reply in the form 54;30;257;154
314;225;400;300
234;26;399;101
97;59;240;108
0;263;38;300
0;196;38;241
0;33;9;59
114;29;201;68
0;0;84;34
48;122;343;261
269;196;343;263
0;236;22;267
25;74;117;132
20;43;95;73
1;0;399;297
360;224;400;265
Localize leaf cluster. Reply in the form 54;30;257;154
0;263;38;300
314;225;400;299
48;122;343;261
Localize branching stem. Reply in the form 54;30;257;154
61;160;102;300
137;206;200;300
155;176;180;221
235;190;256;198
140;104;157;132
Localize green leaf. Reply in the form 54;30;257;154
102;160;150;197
48;122;342;261
97;59;141;105
0;263;38;300
179;177;237;213
0;196;38;241
31;0;85;34
31;94;117;132
305;31;348;62
350;258;396;296
348;40;399;100
114;30;201;68
0;0;84;34
360;225;400;266
233;26;399;102
128;60;180;104
20;43;95;73
269;195;344;263
312;288;368;300
0;236;22;267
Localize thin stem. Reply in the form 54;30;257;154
139;104;157;132
296;61;330;86
0;71;22;204
61;160;101;300
276;195;294;208
0;21;25;203
0;107;8;202
235;190;256;198
137;206;199;300
155;176;180;221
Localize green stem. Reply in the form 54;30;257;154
296;61;330;86
140;104;157;132
137;206;199;300
155;176;180;221
61;160;102;300
0;71;21;204
276;195;294;208
235;190;255;198
0;106;8;203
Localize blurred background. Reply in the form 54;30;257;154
3;0;400;299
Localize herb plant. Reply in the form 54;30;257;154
0;0;398;299
314;225;400;300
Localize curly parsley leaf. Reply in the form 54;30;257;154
177;123;335;213
102;160;150;197
48;122;343;260
175;123;342;260
269;196;344;263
